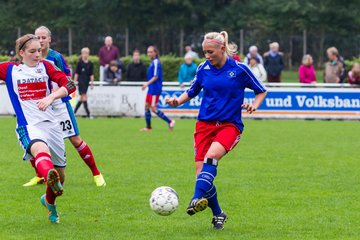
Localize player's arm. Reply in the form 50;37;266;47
166;91;191;107
0;62;15;81
142;59;160;90
37;87;69;111
242;91;267;114
38;61;76;111
241;64;267;114
167;70;203;107
142;76;158;90
90;74;94;89
74;73;79;83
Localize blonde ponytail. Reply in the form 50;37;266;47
202;31;236;56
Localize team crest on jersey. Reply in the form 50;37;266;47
35;68;43;74
227;71;236;78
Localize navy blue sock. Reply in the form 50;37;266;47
154;109;171;124
145;109;151;128
204;184;222;216
192;163;217;199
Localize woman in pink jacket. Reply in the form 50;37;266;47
299;54;316;84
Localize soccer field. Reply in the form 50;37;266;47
0;117;359;240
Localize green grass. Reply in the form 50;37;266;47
0;117;359;239
282;70;323;83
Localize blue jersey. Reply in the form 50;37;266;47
147;57;163;95
187;58;266;132
45;49;72;102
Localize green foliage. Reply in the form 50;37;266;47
345;57;360;69
0;118;360;239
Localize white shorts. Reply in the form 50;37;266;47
52;101;80;139
16;121;67;167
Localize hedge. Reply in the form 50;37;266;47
65;54;206;81
345;57;360;70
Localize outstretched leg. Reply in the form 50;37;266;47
152;106;175;130
69;136;105;186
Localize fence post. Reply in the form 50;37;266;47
179;29;184;57
68;27;72;56
303;29;307;56
17;27;21;38
125;27;129;56
239;29;244;55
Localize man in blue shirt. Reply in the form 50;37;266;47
141;46;175;131
167;31;267;230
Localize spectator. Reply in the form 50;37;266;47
244;45;264;65
126;49;147;82
348;63;360;85
298;54;317;84
8;50;18;62
74;47;94;118
98;36;120;81
228;42;241;62
104;60;122;85
249;57;267;83
324;47;344;83
178;53;197;88
185;45;199;59
264;42;284;82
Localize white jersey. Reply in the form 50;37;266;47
0;61;75;126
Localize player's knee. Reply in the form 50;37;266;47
30;141;50;157
150;106;157;113
70;136;82;147
145;103;150;110
205;152;222;160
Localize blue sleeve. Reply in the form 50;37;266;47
56;54;71;76
186;70;203;98
153;59;160;77
240;64;267;94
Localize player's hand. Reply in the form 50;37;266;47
141;83;148;91
166;97;180;107
37;96;54;111
241;103;257;114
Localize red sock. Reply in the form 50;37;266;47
46;177;64;205
76;141;100;176
46;186;57;205
34;153;53;181
30;158;42;178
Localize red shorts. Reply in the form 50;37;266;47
194;121;241;162
146;94;160;107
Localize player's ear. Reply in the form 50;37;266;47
221;45;226;54
19;49;25;58
49;36;52;43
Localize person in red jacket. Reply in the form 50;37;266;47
298;54;317;84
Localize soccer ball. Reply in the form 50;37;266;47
149;186;179;216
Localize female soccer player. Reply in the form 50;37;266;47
74;47;94;117
0;34;76;223
167;31;267;230
140;46;175;131
23;26;106;187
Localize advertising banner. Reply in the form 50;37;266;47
1;84;359;119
